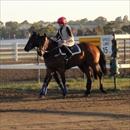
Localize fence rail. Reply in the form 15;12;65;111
0;35;130;69
1;63;130;69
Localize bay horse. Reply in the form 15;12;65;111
24;32;107;98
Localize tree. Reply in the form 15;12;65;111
94;25;104;35
103;22;114;34
121;25;130;34
115;16;122;22
29;22;43;33
77;29;84;36
46;24;56;36
18;20;31;38
123;15;129;23
94;16;107;24
80;18;88;24
0;21;4;28
5;21;19;39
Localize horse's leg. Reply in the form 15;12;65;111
57;70;67;97
79;65;93;96
85;67;93;95
53;72;67;96
92;64;106;93
96;64;106;93
39;69;52;98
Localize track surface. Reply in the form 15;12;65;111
0;89;130;130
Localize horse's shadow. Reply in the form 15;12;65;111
0;88;86;103
0;87;127;103
0;108;130;120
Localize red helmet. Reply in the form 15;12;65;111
57;17;67;25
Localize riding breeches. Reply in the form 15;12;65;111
60;45;72;58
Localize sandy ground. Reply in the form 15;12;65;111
0;89;130;130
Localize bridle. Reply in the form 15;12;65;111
37;37;60;56
37;36;49;56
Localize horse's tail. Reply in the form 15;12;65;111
97;46;107;75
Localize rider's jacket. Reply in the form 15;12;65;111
56;24;75;47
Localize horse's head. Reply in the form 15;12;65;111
24;32;42;52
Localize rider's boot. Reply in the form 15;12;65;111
61;46;72;60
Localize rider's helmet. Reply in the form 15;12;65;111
57;17;67;25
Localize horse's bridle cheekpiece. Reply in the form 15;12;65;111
38;37;49;56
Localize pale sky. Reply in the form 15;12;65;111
0;0;130;23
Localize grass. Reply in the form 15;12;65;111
0;77;130;91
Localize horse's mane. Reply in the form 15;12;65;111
49;37;59;47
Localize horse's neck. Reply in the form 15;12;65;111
43;39;59;59
48;38;58;50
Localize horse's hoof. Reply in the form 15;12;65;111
103;91;107;94
101;90;107;94
39;92;46;99
63;95;67;99
39;89;47;98
84;91;90;97
39;94;43;98
62;89;67;99
62;93;67;99
84;93;90;97
39;94;46;99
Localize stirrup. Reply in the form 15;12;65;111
54;53;60;57
64;55;72;60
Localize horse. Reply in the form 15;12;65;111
24;32;107;98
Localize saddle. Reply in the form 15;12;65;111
59;44;81;56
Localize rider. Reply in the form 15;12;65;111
55;17;75;60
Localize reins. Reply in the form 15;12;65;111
40;38;60;55
44;46;60;54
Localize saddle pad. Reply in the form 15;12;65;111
69;44;81;55
59;44;81;56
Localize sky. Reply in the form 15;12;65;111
0;0;130;23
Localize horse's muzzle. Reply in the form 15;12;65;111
37;49;44;56
24;47;29;52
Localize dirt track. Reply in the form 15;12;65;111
0;89;130;130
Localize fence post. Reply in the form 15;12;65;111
114;75;117;90
14;42;18;61
37;52;41;84
123;39;126;64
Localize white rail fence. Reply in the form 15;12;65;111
1;63;130;70
0;35;130;69
0;41;37;61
